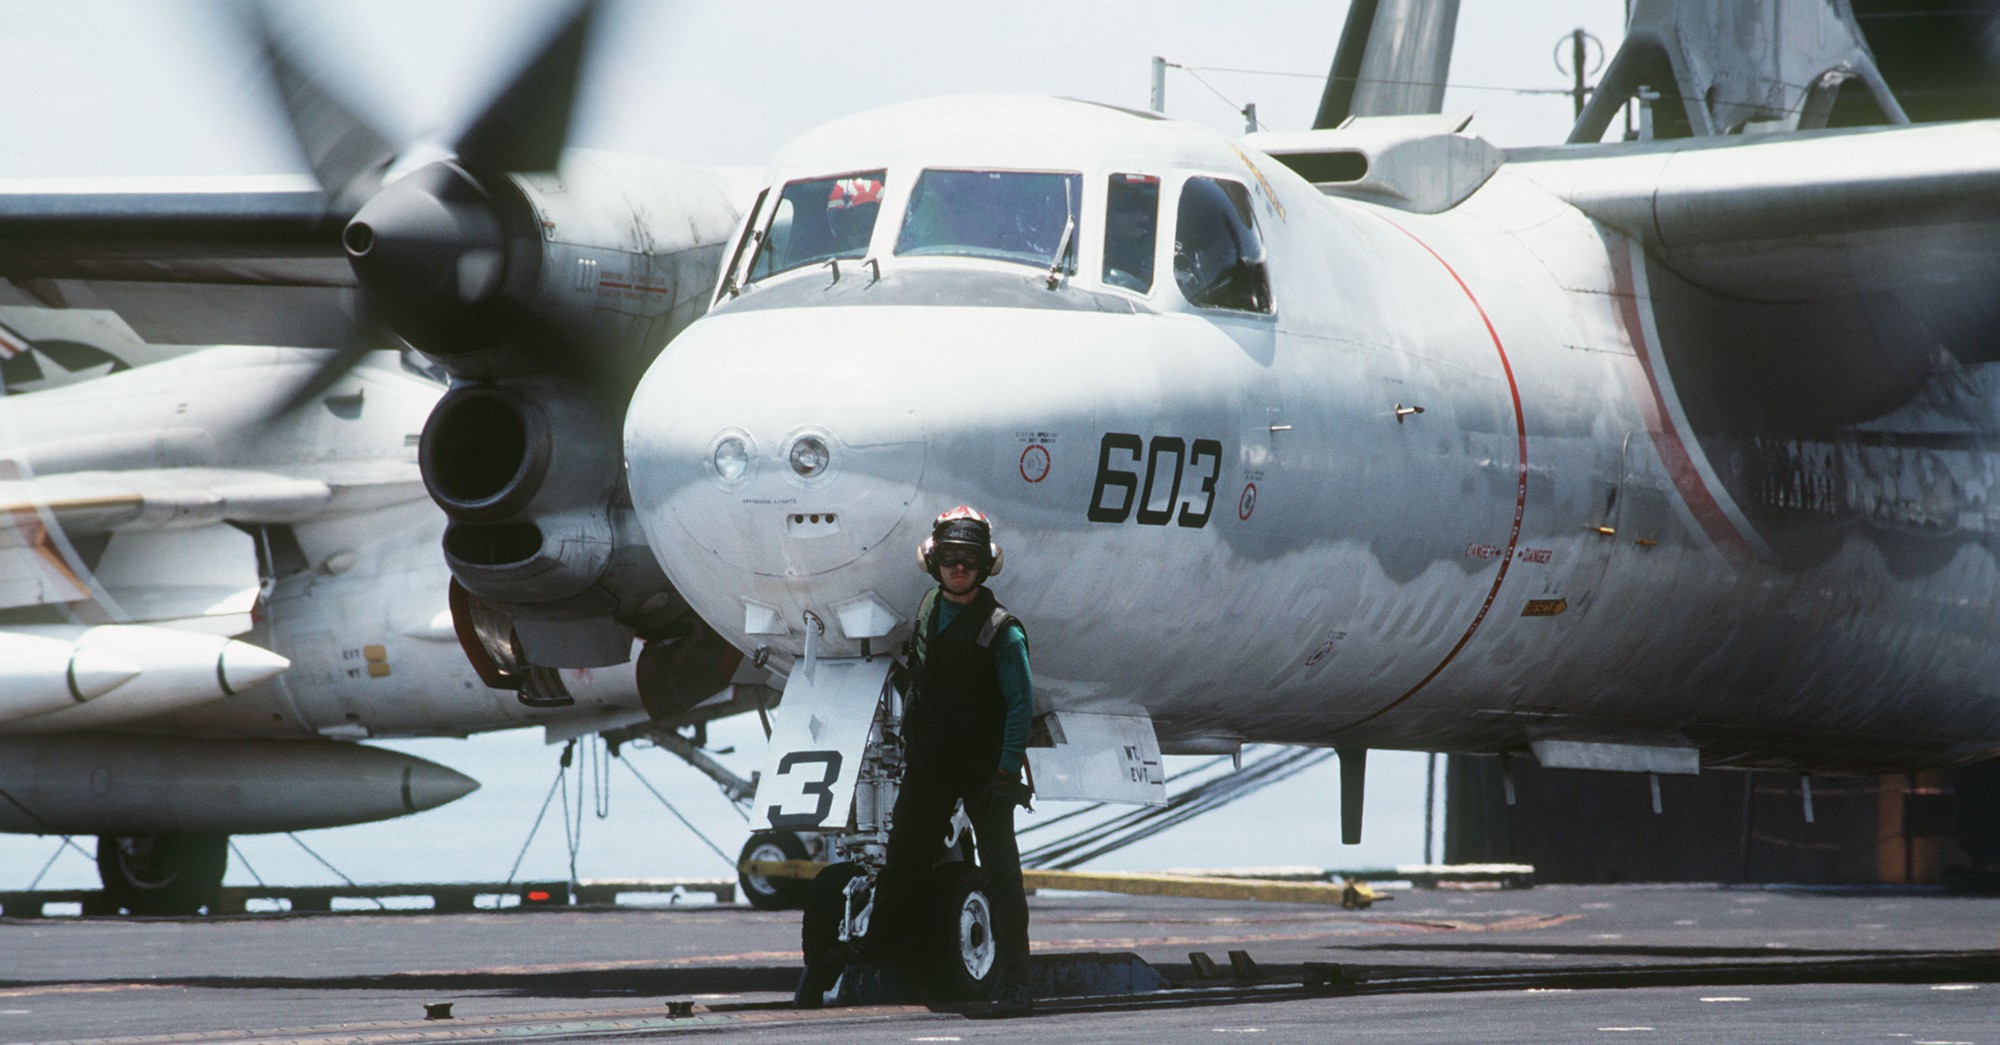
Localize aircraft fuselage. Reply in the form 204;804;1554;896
628;96;2000;775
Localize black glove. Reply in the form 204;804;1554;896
983;771;1034;812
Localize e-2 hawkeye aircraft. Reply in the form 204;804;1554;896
10;0;1999;969
354;0;2000;992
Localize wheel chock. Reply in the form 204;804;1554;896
1227;950;1264;982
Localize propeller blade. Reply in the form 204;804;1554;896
259;293;400;424
452;0;597;173
244;4;399;210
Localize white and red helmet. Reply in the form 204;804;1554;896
917;505;1004;579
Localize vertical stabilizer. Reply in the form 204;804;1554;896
1313;0;1462;128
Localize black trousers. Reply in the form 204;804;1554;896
867;756;1030;984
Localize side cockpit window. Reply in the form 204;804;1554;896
1173;177;1271;313
895;169;1082;271
1103;173;1159;292
747;170;886;282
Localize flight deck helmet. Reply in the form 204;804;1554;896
917;505;1004;581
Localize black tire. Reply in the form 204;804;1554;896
801;861;868;966
97;834;228;916
924;860;998;999
738;831;812;910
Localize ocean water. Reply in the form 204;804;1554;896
0;712;1435;892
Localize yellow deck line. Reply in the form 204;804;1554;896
742;861;1377;905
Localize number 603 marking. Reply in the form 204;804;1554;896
1087;432;1224;528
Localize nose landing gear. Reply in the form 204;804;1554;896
789;671;997;1006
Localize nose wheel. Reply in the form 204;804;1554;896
795;861;870;1007
925;861;998;998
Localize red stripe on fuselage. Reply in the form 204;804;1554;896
1335;219;1529;733
1609;242;1755;565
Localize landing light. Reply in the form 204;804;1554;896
713;436;750;481
789;436;830;478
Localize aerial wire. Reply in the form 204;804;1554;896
1173;62;1579;98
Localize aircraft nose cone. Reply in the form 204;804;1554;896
402;760;481;814
218;641;291;695
625;309;926;582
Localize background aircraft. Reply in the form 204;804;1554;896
0;308;782;913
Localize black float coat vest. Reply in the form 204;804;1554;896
905;586;1019;774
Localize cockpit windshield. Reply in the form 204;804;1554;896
895;169;1082;270
1173;177;1271;313
1103;173;1159;292
747;170;886;281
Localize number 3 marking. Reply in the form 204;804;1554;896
1181;438;1222;527
767;750;843;829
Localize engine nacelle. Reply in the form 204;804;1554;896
346;151;743;386
422;377;679;667
421;378;618;522
352;148;745;682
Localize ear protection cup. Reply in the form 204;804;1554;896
917;536;938;575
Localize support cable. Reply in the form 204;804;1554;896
25;838;69;891
1018;755;1234;839
287;832;382;908
620;754;736;869
1023;746;1334;868
558;740;581;895
592;736;612;819
505;762;567;884
228;839;267;888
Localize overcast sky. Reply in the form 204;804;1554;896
0;1;1629;179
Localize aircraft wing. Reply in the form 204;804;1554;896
0;175;346;286
1516;121;2000;304
0;176;352;347
0;462;424;537
0;461;424;615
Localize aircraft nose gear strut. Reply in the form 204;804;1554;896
772;658;992;1007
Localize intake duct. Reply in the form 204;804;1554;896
419;378;617;524
441;509;611;608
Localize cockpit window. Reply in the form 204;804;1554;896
747;170;886;281
895;169;1082;271
1103;173;1159;292
1173;177;1271;313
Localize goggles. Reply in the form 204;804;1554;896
934;547;987;570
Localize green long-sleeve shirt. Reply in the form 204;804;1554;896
933;596;1034;774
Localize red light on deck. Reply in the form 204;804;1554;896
526;890;551;902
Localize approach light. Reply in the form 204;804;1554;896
712;436;750;481
789;436;830;478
